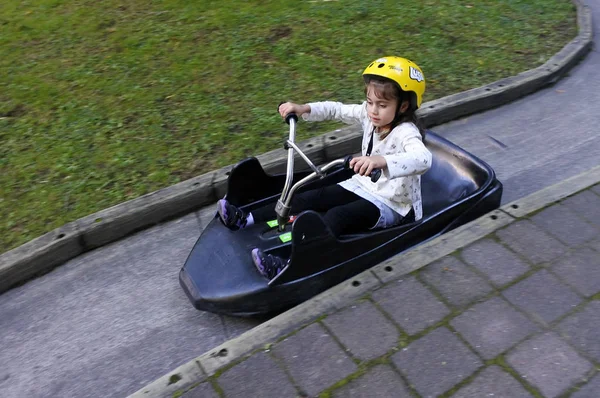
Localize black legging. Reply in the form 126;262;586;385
251;184;381;237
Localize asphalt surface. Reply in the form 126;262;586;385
1;1;599;396
0;207;261;398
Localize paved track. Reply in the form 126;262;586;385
0;207;261;398
1;2;598;396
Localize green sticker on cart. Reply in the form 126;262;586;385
279;232;292;243
267;220;278;228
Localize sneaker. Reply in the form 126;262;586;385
252;248;288;279
217;199;249;230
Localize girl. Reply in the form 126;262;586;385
218;56;432;280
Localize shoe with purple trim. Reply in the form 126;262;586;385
252;248;288;280
217;199;249;230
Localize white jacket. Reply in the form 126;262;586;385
303;101;432;221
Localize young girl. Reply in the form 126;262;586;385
217;56;432;280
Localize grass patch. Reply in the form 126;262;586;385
0;0;577;252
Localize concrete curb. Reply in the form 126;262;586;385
130;162;600;398
0;0;593;295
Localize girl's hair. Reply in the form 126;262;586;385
364;76;425;140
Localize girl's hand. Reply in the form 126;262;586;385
350;155;387;176
278;102;310;119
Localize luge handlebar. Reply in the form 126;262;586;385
275;105;380;231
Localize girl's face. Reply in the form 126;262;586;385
366;83;399;130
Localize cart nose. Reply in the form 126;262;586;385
179;268;201;308
179;216;275;314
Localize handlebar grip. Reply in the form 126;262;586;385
344;156;382;182
370;169;382;182
285;113;298;124
278;102;299;125
343;155;353;169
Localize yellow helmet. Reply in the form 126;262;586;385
363;56;426;108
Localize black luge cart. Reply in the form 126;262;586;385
180;116;502;316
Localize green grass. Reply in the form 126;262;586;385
0;0;577;252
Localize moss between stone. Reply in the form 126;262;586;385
209;379;226;398
171;380;204;398
171;390;183;398
363;297;411;343
436;367;485;398
564;375;600;397
485;355;544;397
318;357;398;397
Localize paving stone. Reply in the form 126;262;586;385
530;204;598;247
271;323;357;397
419;256;494;308
502;270;582;324
506;332;593;398
496;220;567;265
323;301;398;361
556;300;600;362
571;374;600;398
450;297;539;360
452;365;533;398
216;351;297;398
371;276;450;335
391;327;482;397
332;364;411;398
460;239;530;287
182;381;220;398
551;247;600;297
561;189;600;227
